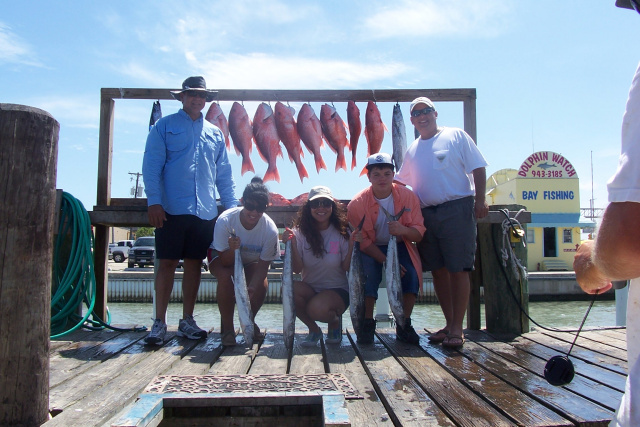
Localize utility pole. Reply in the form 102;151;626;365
129;172;143;239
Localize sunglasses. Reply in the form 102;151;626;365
185;91;208;99
411;107;435;118
309;198;332;209
243;201;268;213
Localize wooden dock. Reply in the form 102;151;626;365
44;326;627;426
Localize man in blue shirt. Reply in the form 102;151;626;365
142;76;238;345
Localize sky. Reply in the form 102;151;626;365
2;1;639;218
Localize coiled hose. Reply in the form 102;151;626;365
50;191;146;338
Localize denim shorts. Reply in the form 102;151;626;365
361;241;419;298
418;196;477;272
155;213;215;260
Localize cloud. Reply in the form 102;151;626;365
362;0;514;39
191;53;412;89
0;22;43;66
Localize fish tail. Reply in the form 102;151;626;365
225;137;231;151
314;154;328;173
359;164;368;177
351;152;357;170
335;151;347;172
295;160;309;183
241;157;255;176
264;165;281;183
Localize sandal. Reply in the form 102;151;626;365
442;334;465;348
428;328;450;343
221;330;237;347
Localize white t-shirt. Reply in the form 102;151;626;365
294;225;349;292
374;194;394;245
212;207;280;265
395;127;488;207
607;62;640;427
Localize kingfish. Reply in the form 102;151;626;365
228;102;255;176
253;102;283;183
347;101;362;170
320;103;349;172
361;101;387;176
274;101;308;183
379;206;408;329
231;230;255;347
297;103;328;173
348;216;366;338
282;238;295;351
205;102;231;150
392;103;407;169
149;101;162;131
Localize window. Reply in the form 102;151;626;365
526;229;535;244
563;229;572;244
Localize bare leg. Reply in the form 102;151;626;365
181;258;202;318
244;262;269;319
403;293;417;318
154;259;180;322
294;281;321;333
448;271;471;337
431;267;453;331
211;259;235;334
306;290;346;330
364;296;376;319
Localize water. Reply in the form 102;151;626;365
98;299;617;332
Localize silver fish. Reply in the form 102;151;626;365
149;101;162;131
231;230;254;347
379;206;408;329
282;239;295;350
392;103;407;169
348;216;366;338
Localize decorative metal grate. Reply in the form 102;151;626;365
144;374;362;399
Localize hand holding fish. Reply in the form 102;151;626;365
351;229;363;243
387;220;407;237
228;235;241;251
281;227;296;243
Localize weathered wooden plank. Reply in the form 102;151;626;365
419;332;573;426
459;330;616;422
50;331;145;388
354;331;456;426
101;87;477;103
486;331;627;393
324;330;393;426
45;333;200;427
49;328;120;353
207;332;259;375
289;332;326;375
582;329;628;349
376;331;513;426
525;330;627;374
249;332;289;374
163;334;224;376
539;329;628;361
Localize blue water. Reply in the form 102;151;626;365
100;299;617;332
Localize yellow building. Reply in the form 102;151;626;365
486;151;595;271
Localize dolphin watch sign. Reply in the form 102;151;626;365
517;151;577;179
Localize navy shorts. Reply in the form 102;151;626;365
155;214;215;260
361;242;419;298
418;196;477;273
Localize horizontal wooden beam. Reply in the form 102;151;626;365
101;88;476;103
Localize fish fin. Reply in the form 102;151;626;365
225;137;231;151
295;161;309;182
264;166;281;183
335;151;347;172
241;157;255;176
351;153;357;170
383;122;389;133
315;155;327;173
359;164;368;177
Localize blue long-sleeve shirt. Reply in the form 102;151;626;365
142;109;238;220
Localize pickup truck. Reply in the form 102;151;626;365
127;237;155;268
111;240;134;263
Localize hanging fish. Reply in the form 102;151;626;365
149;101;162;131
347;101;362;170
205;102;231;150
319;104;349;172
297;103;328;173
253;102;283;183
361;101;387;176
391;103;407;170
282;238;295;351
228;102;255;176
274;101;308;183
379;205;408;329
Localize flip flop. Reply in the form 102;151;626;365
442;334;465;348
428;328;450;343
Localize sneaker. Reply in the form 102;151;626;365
300;331;323;347
177;315;207;340
358;318;376;344
221;330;237;347
326;318;342;344
144;318;167;345
396;317;420;345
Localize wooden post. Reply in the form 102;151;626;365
478;204;529;334
0;104;58;425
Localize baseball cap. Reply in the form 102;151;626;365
366;153;394;171
410;97;435;112
308;185;334;201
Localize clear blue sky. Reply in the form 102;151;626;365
2;1;638;215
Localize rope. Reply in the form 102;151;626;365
50;192;146;338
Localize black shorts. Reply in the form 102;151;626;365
328;288;350;309
155;214;215;260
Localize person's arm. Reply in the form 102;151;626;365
388;221;423;243
214;135;239;209
340;234;356;271
472;167;489;219
217;235;240;268
142;125;168;228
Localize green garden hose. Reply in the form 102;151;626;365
50;191;146;338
